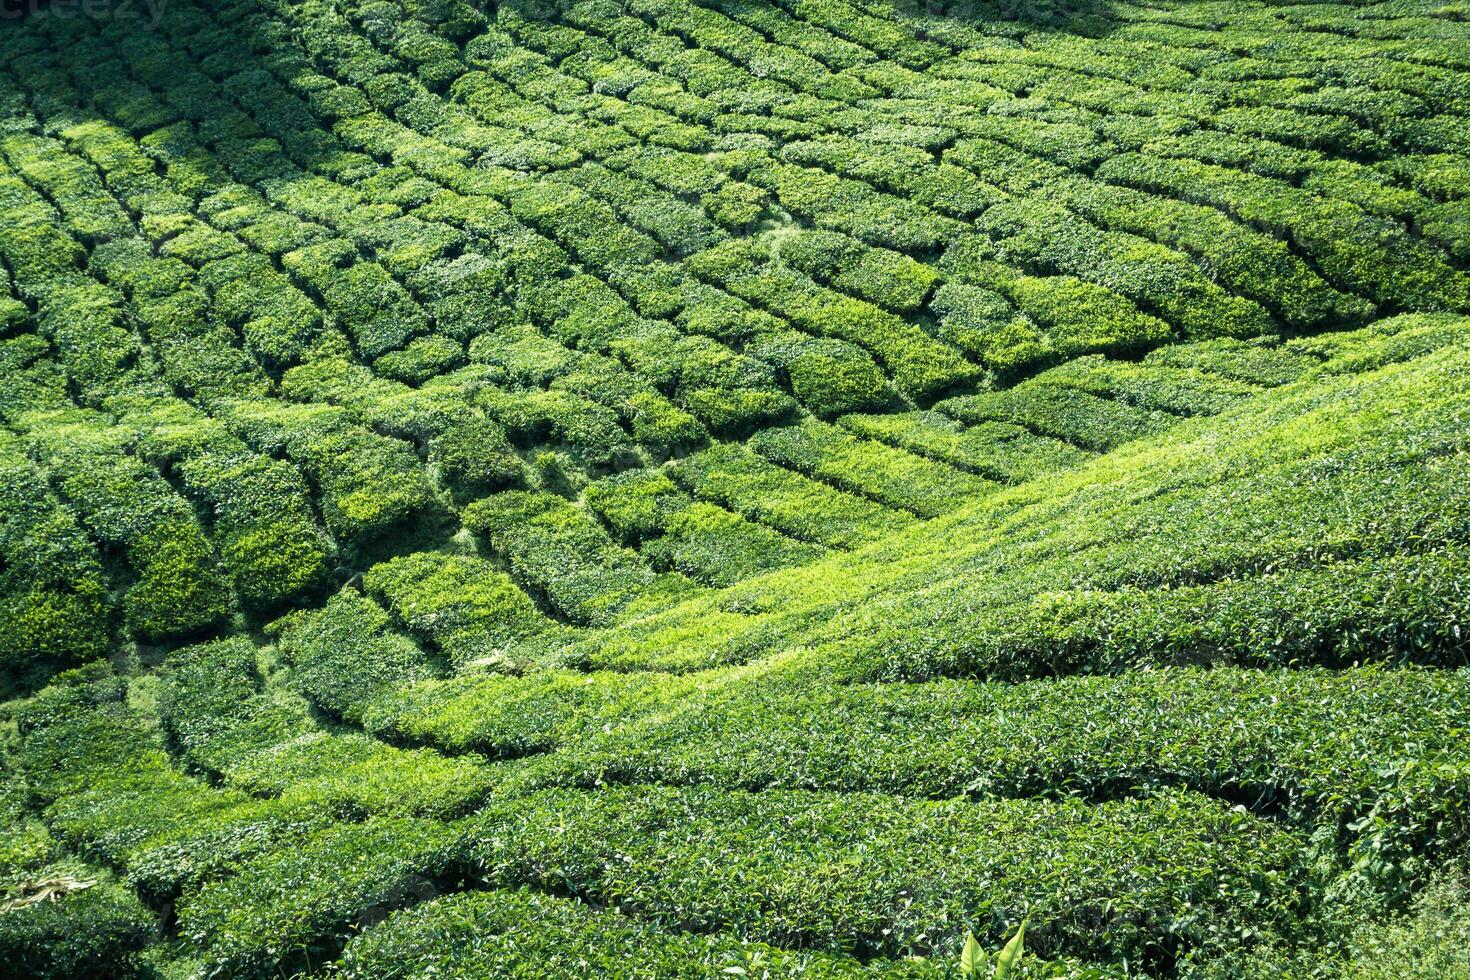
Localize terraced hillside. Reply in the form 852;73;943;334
2;0;1470;975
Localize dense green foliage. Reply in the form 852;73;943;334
1;0;1469;974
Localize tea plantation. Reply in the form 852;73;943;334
2;0;1470;974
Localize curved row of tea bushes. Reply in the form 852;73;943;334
161;637;496;819
685;239;981;400
1025;355;1260;417
769;228;940;313
585;468;828;585
749;419;997;516
514;664;1470;872
358;668;699;758
336;888;950;979
270;590;445;723
937;236;1174;372
18;672;1283;976
1048;177;1373;330
11;660;1456;977
1140;337;1318;388
19;413;230;642
213;399;438;547
362;553;554;669
120;396;337;610
935;383;1176;452
462;490;698;624
0;438;112;682
1096;153;1470;315
671;442;913;548
837;410;1090;482
173;780;1303;975
744;330;891;419
281;357;527;491
13;670;334;908
453;784;1304;969
0;787;155;980
975;198;1274;340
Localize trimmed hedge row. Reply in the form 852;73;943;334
374;333;465;385
279;357;526;491
686;239;981;400
337;887;949;978
124;397;336;610
462;490;697;624
0;132;133;245
552;358;709;455
23;413;230;642
0;440;113;682
87;239;273;405
359;667;696;757
281;240;428;360
602;319;798;438
563;162;725;256
939;236;1174;374
781;135;1003;220
161;637;496;819
0;781;156;979
1141;337;1317;389
177;814;466;978
518;665;1470;875
770;228;940;312
199;239;321;352
649;502;827;587
277;349;469;423
0;168;87;294
1049;177;1373;331
14;669;331;907
838;410;1091;483
672;442;912;549
33;281;145;406
976;198;1274;341
745;329;890;418
585;468;826;584
750;420;997;517
0;865;156;980
504;274;792;439
824;547;1470;683
810;364;1470;676
362;552;551;669
297;425;439;543
1097;153;1470;315
928;281;1037;368
456;784;1304;968
165;782;1302;975
1025;354;1260;417
0;335;69;425
270;590;444;724
1144;129;1437;227
215;397;438;546
936;383;1176;452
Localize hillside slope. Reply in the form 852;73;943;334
2;0;1470;975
